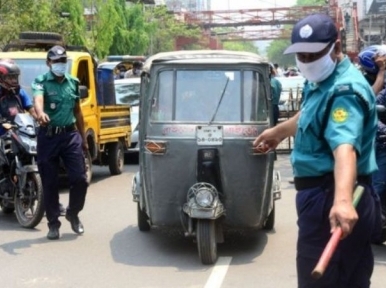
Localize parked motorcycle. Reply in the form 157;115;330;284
0;113;44;228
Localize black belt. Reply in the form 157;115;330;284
294;173;372;191
41;124;76;136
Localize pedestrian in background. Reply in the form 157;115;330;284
345;11;351;30
31;45;88;240
270;63;282;126
254;14;381;287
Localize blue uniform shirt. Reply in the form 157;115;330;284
270;77;282;105
291;56;377;177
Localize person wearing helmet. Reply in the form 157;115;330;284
358;45;386;244
124;61;143;78
357;45;386;94
31;45;88;240
0;60;37;127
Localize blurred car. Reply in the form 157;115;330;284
114;78;140;152
276;76;305;112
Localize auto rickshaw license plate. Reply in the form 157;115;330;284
196;126;223;146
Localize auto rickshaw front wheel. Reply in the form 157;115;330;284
196;219;218;265
137;203;150;231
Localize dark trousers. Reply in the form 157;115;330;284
37;128;88;229
273;104;279;126
296;183;380;288
372;146;386;213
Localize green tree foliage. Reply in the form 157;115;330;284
108;1;152;56
0;0;85;47
87;0;120;59
266;0;327;66
223;41;259;54
144;5;202;54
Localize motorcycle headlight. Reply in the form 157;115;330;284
19;135;37;152
195;188;214;208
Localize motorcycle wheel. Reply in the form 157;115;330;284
15;172;44;229
196;219;218;265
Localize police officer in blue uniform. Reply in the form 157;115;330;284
31;46;88;240
253;14;381;287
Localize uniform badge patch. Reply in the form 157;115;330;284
332;107;348;123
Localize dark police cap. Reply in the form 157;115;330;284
47;45;67;60
284;13;338;54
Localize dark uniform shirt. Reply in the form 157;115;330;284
31;72;80;127
291;56;377;177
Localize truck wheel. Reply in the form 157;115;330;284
263;203;275;231
196;219;218;265
19;32;63;41
137;203;150;231
108;142;124;175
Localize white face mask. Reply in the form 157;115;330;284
51;63;67;77
296;44;337;83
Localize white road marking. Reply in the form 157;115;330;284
204;257;232;288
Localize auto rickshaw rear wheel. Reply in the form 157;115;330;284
196;219;217;265
108;142;124;175
263;202;275;231
137;203;150;231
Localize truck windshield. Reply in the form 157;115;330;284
151;69;268;123
12;59;72;98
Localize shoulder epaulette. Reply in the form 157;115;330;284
333;83;354;96
34;73;48;83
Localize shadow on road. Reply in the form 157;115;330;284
0;233;79;255
109;225;268;269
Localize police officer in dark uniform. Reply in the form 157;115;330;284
253;14;381;287
31;46;88;240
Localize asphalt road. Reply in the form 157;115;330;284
0;155;385;288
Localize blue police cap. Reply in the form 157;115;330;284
284;13;338;54
47;45;67;60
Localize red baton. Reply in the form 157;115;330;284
311;185;365;279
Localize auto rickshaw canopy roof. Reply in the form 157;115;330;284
142;50;269;73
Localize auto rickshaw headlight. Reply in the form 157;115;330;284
195;189;215;208
187;182;218;208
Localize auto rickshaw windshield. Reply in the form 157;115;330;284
150;69;268;123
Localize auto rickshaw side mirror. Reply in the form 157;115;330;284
79;85;89;99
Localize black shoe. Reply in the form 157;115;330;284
65;214;84;234
59;203;66;216
47;227;60;240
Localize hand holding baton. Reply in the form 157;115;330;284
311;185;365;279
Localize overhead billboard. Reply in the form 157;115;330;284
366;0;386;13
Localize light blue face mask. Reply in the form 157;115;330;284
51;63;67;77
